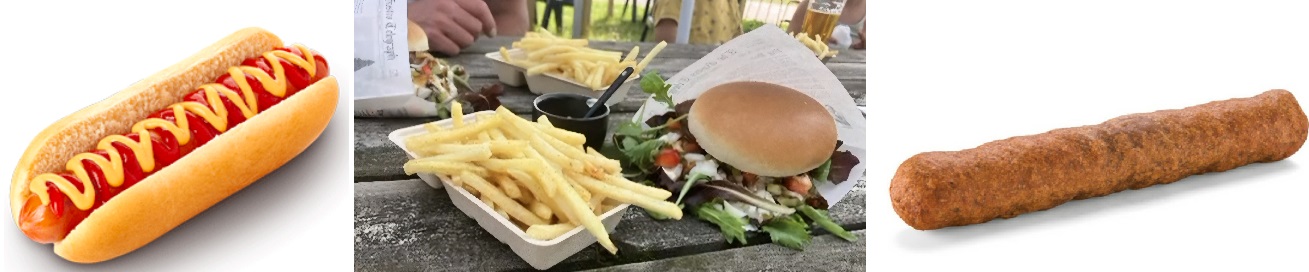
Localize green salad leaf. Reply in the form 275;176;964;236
695;202;748;245
762;214;811;250
614;121;648;139
675;173;710;205
640;71;675;108
797;205;856;242
811;159;832;183
614;114;688;175
618;138;663;170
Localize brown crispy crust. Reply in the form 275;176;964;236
890;90;1308;230
9;28;338;262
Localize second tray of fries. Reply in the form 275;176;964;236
487;29;667;104
389;104;683;269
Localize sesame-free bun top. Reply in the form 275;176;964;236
408;20;428;52
687;81;838;177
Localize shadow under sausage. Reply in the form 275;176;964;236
893;159;1299;251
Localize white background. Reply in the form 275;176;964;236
0;1;354;271
869;0;1308;270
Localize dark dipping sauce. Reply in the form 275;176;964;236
535;95;605;119
532;93;610;150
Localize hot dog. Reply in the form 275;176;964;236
890;90;1308;230
9;27;338;263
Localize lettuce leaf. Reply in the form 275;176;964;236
811;159;832;183
695;202;748;245
699;180;795;215
761;214;811;250
640;71;675;108
617;137;664;173
828;150;860;184
797;205;856;242
675;173;709;205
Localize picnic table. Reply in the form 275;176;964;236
354;36;867;271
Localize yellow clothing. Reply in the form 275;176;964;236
653;0;743;44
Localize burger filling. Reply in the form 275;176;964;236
615;73;860;249
410;51;467;117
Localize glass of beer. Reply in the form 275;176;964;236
802;0;845;41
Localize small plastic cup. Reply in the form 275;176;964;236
531;93;610;150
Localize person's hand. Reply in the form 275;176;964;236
853;22;865;50
409;0;497;56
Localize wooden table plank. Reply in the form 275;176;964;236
585;230;867;272
439;61;866;115
451;55;867;82
433;74;864;115
354;178;866;271
451;37;866;64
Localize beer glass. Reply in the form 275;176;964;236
802;0;845;41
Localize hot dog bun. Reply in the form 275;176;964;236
9;27;338;263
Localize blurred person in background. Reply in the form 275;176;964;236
652;0;745;45
788;0;865;50
410;0;531;55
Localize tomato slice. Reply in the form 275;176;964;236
656;149;681;168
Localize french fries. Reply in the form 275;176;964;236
794;32;839;59
452;102;465;128
526;223;577;241
403;106;680;254
499;47;513;63
634;41;666;74
460;171;548;226
501;28;667;90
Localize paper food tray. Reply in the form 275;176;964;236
485;50;528;87
387;111;631;270
485;48;637;106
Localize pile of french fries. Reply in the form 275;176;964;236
402;103;682;254
499;29;667;90
794;32;839;59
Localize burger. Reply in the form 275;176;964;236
617;78;859;249
408;20;474;117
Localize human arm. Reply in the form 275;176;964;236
486;0;530;36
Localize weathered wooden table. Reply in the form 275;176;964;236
355;37;867;271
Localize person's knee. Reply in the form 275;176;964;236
653;19;678;43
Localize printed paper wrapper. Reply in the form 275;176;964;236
353;0;440;117
633;25;867;205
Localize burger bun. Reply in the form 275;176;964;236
408;20;428;52
687;81;838;177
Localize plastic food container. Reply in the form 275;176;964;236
387;111;631;270
484;48;638;106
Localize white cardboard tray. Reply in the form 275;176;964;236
485;49;637;106
387;111;630;270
